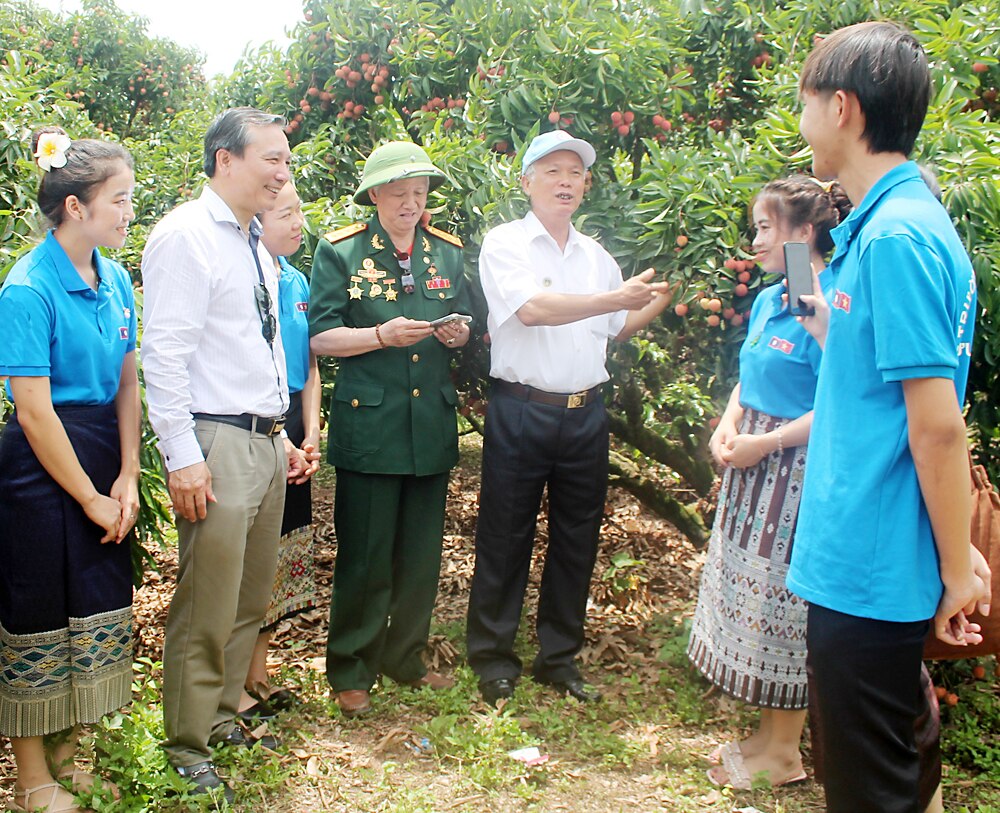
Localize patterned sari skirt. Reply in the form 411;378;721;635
262;390;317;630
0;404;133;737
687;407;810;710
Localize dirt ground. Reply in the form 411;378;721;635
3;436;828;812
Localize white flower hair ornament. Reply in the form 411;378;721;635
34;132;72;172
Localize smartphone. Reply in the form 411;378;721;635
783;242;815;316
429;313;473;327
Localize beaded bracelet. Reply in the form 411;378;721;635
375;323;387;349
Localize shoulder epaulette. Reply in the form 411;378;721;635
324;223;368;244
424;224;463;248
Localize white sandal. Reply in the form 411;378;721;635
6;782;91;812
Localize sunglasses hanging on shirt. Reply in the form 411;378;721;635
395;250;415;294
248;228;277;344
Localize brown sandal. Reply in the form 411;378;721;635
6;782;92;812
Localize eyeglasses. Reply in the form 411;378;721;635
249;228;276;345
254;283;276;344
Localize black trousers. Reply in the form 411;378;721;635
807;603;930;813
466;385;608;684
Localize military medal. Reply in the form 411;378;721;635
385;286;398;301
348;275;364;299
360;259;386;279
395;249;415;294
425;277;451;290
428;265;438;277
359;258;387;297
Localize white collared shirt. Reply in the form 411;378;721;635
479;211;627;392
141;186;289;471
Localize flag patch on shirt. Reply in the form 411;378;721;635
832;290;852;313
119;326;129;340
296;301;308;312
768;336;794;354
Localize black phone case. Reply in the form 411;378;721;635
784;242;815;316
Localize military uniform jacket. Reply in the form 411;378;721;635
309;215;469;476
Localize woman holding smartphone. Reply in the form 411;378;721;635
309;142;470;719
687;175;850;789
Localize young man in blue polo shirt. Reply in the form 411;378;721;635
786;21;991;813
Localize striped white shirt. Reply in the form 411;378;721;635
141;186;288;471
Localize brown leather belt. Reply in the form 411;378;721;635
493;379;600;409
193;413;286;436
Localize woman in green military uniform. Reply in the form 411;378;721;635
309;142;470;718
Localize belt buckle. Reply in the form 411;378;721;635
267;418;286;437
567;392;587;409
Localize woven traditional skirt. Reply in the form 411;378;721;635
262;390;317;630
0;404;133;737
687;407;810;710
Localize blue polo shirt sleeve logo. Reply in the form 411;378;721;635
296;301;308;312
958;275;974;357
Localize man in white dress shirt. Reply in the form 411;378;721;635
466;131;673;706
142;107;307;801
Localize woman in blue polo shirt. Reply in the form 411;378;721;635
0;129;139;812
687;175;851;790
238;182;321;720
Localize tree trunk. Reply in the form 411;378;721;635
608;411;715;495
608;449;708;548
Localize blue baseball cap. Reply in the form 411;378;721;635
522;131;596;174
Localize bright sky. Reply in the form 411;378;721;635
35;0;304;77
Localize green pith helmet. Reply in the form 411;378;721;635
353;141;448;205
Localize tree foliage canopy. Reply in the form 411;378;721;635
2;0;999;544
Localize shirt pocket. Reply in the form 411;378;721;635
419;277;457;305
331;380;385;454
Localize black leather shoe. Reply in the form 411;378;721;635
215;724;281;751
480;677;516;706
548;677;601;703
175;760;235;804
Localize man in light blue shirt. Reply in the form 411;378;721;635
787;21;991;813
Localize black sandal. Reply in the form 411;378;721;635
246;683;297;712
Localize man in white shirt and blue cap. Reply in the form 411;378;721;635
466;130;673;705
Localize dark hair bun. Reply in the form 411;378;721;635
754;175;854;257
826;181;853;226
